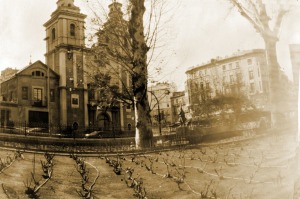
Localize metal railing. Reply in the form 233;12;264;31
0;122;136;138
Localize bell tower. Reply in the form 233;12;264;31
44;0;88;128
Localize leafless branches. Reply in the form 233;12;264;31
24;152;54;199
124;167;148;199
0;150;24;174
70;154;99;199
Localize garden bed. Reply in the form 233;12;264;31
0;126;298;198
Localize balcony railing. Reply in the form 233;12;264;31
32;100;47;107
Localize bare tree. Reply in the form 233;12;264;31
228;0;289;126
129;0;153;149
83;0;168;149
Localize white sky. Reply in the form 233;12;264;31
0;0;300;90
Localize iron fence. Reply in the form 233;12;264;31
0;119;275;154
0;122;136;138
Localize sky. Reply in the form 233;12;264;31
0;0;300;90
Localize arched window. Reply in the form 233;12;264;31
52;28;56;40
70;24;75;36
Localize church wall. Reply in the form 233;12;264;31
66;88;85;128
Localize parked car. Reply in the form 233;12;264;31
52;133;73;138
84;131;103;139
5;127;48;135
26;127;48;135
53;126;74;138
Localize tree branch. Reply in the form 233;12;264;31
273;8;288;38
230;0;265;34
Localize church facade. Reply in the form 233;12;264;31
43;0;89;128
0;0;135;133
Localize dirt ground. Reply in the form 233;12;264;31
0;129;298;199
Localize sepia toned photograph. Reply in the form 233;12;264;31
0;0;300;198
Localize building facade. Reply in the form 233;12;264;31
0;0;137;132
148;82;175;126
0;68;19;99
290;44;300;87
289;44;300;127
185;49;270;117
43;0;89;128
170;91;185;124
86;1;135;132
0;61;59;127
0;67;19;83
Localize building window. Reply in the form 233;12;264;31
33;88;43;103
206;82;210;90
257;67;260;77
249;70;254;80
230;75;234;83
50;89;55;102
250;83;255;93
207;92;211;99
259;81;262;91
229;63;232;70
236;62;240;68
200;82;204;90
223;75;226;83
32;71;44;77
9;91;13;101
236;73;242;82
90;90;95;100
72;97;78;105
22;87;28;100
222;65;226;70
52;28;55;40
70;24;76;36
71;94;79;108
247;58;252;65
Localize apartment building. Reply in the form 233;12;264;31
147;82;176;125
0;61;60;127
185;49;270;116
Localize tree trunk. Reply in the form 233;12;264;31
129;0;153;149
264;37;282;126
134;96;153;149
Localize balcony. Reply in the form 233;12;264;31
32;100;47;107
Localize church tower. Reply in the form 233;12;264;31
44;0;88;128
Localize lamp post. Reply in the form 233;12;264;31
148;89;170;136
44;36;51;135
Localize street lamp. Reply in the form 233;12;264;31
148;89;170;136
44;36;51;135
